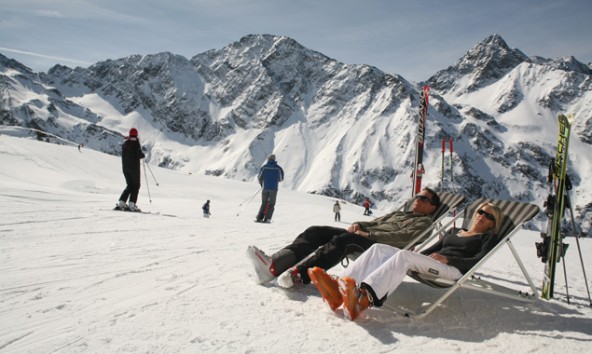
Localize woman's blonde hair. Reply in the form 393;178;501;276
473;202;502;235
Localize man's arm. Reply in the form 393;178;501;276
366;216;433;248
258;168;264;186
355;210;403;229
135;141;145;159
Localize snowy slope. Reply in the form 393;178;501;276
1;135;591;353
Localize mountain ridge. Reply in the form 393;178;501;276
1;34;590;233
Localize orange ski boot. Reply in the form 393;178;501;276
308;267;342;311
338;277;371;321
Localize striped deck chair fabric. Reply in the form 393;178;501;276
404;198;540;317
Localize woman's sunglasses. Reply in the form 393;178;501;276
477;208;496;222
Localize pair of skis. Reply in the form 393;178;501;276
539;113;574;300
412;86;458;197
412;85;430;197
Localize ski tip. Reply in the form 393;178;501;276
558;113;575;125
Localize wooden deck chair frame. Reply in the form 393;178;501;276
345;192;466;264
400;197;540;319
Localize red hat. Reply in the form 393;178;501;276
129;128;138;137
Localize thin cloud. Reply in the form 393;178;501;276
33;10;63;18
0;47;92;66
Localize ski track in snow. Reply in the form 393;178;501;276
1;135;592;353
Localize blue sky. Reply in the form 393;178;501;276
1;0;591;82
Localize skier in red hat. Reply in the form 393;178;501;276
115;128;145;212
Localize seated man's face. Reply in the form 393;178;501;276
411;192;438;215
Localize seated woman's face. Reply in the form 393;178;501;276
472;205;496;233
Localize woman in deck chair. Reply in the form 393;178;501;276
309;202;502;321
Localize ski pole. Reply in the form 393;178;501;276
561;242;570;304
441;138;445;192
236;186;262;216
144;162;160;186
143;160;152;204
566;190;592;306
571;225;592;306
449;138;454;192
448;138;457;226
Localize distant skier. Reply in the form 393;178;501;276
333;201;341;222
255;154;284;223
115;128;145;212
363;198;372;215
202;200;211;218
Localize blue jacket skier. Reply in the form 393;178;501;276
255;154;284;222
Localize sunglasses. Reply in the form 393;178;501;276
477;209;496;222
415;195;436;205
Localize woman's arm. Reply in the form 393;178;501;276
445;232;498;273
420;228;459;255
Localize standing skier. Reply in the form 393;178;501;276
202;200;211;218
333;201;341;222
115;128;145;212
363;198;372;215
255;154;284;223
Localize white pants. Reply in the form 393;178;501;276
340;244;463;301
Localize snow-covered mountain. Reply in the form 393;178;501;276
1;34;590;233
425;34;592;233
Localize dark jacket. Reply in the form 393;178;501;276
421;228;497;274
258;160;284;191
356;211;433;248
122;137;145;172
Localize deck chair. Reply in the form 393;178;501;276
400;197;540;318
344;192;466;264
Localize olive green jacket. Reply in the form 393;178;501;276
356;211;433;248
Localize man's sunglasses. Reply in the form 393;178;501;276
477;208;496;222
415;195;437;206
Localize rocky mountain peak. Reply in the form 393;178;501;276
427;34;529;94
550;56;592;75
0;53;33;73
459;34;528;72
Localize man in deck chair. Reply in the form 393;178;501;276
308;201;502;320
247;188;440;288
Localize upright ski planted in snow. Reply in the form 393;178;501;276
540;113;574;300
412;85;430;197
440;139;445;192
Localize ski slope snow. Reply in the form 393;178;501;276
1;135;591;353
